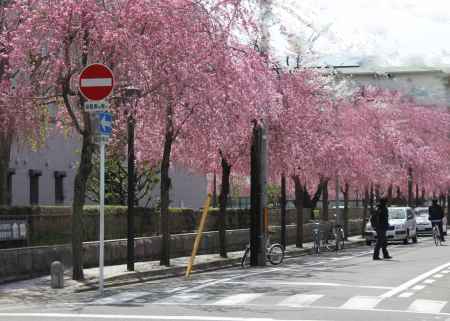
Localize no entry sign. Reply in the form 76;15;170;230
79;64;114;101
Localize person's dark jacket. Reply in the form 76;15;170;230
429;204;444;221
374;204;389;231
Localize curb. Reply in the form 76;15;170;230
75;239;367;292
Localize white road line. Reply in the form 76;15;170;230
340;296;382;310
277;294;324;307
214;293;263;306
408;299;447;314
398;292;414;298
92;291;150;305
379;261;450;298
424;279;436;284
434;274;444;278
412;285;426;291
180;268;279;294
442;270;450;274
223;281;393;290
0;313;332;321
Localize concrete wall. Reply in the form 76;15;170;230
0;219;363;283
0;206;365;246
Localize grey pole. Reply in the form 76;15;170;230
250;123;267;266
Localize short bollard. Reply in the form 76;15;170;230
50;261;64;289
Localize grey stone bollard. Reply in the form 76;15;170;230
50;261;64;289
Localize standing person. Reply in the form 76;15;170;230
371;198;392;260
429;199;445;242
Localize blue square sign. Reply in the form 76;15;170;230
98;112;112;137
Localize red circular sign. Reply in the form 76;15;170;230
79;64;114;101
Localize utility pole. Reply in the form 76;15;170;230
127;114;135;271
250;123;267;266
280;174;287;249
124;86;141;272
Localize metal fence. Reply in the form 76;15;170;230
0;219;27;241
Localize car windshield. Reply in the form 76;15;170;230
388;208;406;219
414;208;428;216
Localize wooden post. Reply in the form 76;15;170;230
185;194;212;278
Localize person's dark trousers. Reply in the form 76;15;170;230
374;229;389;259
432;221;445;241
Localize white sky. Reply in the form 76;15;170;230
268;0;450;67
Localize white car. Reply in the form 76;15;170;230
365;207;418;245
414;207;447;236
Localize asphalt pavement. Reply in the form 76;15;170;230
1;237;450;321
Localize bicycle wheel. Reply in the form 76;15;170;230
339;228;345;250
241;246;251;268
268;243;284;265
313;235;320;255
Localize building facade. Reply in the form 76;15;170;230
7;131;208;209
333;66;450;106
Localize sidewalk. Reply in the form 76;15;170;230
0;236;366;303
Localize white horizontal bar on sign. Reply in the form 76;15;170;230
81;78;112;87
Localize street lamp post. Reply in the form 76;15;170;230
124;86;141;272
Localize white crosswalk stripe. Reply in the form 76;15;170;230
340;296;382;310
214;293;264;306
408;299;447;314
93;292;150;305
147;291;450;316
277;294;324;307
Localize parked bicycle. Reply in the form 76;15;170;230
331;220;345;251
312;219;345;255
241;233;284;268
431;220;442;246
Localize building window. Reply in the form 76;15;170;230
7;169;15;206
29;170;42;205
54;171;66;204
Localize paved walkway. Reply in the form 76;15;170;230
0;236;365;304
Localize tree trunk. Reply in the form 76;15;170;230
361;186;369;237
415;184;419;207
342;183;349;240
0;131;12;206
293;175;303;248
407;167;413;207
280;173;287;249
387;185;393;204
218;155;231;258
321;180;329;221
71;120;95;281
370;183;374;212
160;128;173;266
375;185;380;201
447;190;450;223
212;171;217;208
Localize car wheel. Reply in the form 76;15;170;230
366;240;372;246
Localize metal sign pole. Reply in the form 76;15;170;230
99;139;105;295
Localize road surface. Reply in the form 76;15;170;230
1;237;449;321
